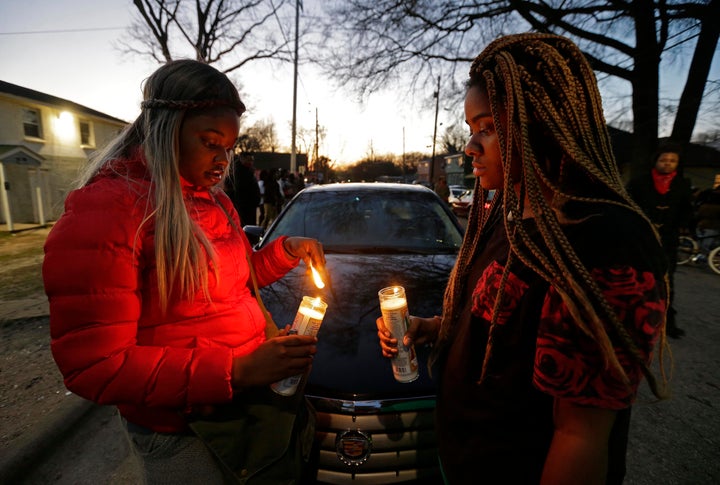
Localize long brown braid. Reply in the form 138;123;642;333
431;33;670;400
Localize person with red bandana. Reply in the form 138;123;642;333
627;143;694;338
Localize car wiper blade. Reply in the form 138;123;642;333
397;247;459;255
322;246;387;254
323;246;458;255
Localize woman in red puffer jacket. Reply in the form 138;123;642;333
43;60;326;484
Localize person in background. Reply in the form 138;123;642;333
256;167;265;227
260;168;281;229
693;181;720;259
43;59;327;484
434;176;450;204
279;169;298;207
293;171;306;195
377;33;669;484
224;152;260;226
627;143;693;338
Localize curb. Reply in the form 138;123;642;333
0;394;95;484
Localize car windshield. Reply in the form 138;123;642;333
263;188;463;253
450;186;465;198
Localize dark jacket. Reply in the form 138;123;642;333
695;187;720;231
262;174;281;207
226;162;261;225
627;173;693;250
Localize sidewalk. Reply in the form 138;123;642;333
0;224;91;484
0;223;50;234
0;394;94;484
625;263;720;484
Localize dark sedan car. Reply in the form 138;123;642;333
245;183;464;484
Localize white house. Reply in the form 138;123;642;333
443;153;467;187
0;80;127;231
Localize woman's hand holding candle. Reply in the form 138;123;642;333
271;296;328;395
231;333;317;389
375;315;442;357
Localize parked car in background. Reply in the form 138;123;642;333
450;188;474;217
245;183;464;484
450;189;497;218
447;185;466;206
411;180;432;189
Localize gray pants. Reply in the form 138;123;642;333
120;415;227;485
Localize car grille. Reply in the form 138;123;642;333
307;395;441;484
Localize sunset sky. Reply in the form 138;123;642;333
0;0;446;165
2;1;718;165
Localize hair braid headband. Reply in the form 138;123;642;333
141;98;246;115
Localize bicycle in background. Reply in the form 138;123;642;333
677;234;720;275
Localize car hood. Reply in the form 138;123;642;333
260;253;455;400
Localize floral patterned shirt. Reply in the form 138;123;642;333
436;204;667;484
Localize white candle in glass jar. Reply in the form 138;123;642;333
378;286;419;383
271;296;328;396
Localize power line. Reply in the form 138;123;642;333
0;27;125;36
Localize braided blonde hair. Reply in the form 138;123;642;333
433;33;669;399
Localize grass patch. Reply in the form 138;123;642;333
0;258;44;299
0;232;47;300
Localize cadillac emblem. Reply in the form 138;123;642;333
335;429;372;466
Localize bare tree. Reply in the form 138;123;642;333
120;0;295;73
313;0;719;175
250;118;280;152
236;118;280;152
293;125;315;157
670;1;720;143
442;122;469;155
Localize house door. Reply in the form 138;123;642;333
3;162;36;223
28;168;52;224
0;147;44;229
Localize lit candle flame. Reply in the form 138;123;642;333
310;265;325;289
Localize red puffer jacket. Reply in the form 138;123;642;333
43;156;298;432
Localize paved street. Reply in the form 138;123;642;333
11;258;720;485
624;263;720;485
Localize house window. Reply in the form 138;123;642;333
79;120;94;146
23;108;42;138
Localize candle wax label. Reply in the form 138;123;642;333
292;311;323;337
380;302;419;383
271;373;303;396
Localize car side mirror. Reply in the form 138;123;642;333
243;225;265;246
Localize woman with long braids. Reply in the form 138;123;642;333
377;34;670;484
44;60;326;483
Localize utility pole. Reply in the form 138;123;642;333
402;126;406;176
430;75;440;186
314;107;319;173
290;0;300;173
